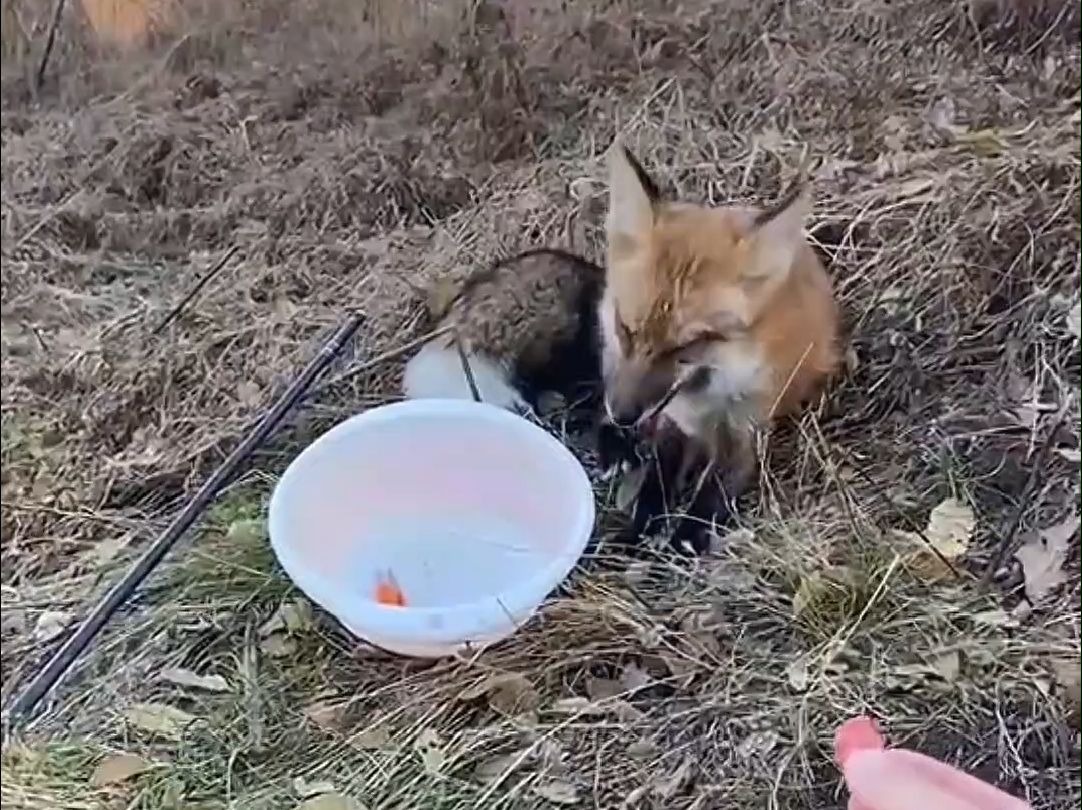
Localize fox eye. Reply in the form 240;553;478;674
669;329;727;360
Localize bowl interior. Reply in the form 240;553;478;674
271;401;593;612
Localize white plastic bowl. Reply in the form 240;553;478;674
267;399;595;658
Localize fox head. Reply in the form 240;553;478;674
599;139;812;426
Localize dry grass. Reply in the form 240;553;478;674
2;0;1080;808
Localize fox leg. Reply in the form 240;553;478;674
624;435;683;543
596;419;642;478
667;421;756;554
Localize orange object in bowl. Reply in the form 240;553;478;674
374;570;407;607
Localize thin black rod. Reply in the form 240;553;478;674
151;245;240;335
4;312;365;727
34;0;67;92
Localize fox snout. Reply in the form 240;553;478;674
604;361;675;427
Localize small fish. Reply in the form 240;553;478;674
374;569;407;607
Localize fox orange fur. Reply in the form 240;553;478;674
598;140;840;551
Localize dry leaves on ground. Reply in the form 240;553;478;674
293;776;338;798
90;753;154;787
457;671;539;715
159;667;230;692
896;497;974;580
534;780;580;805
1015;514;1078;605
260;599;313;636
296;793;368;810
32;609;72;643
123;702;196;741
414;728;447;775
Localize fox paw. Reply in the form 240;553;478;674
597;420;642;479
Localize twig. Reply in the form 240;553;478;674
453;327;482;403
34;0;67;92
151;246;240;335
2;313;365;729
640;365;707;426
980;400;1073;586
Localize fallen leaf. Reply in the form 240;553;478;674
657;651;698;690
896;177;935;198
785;658;809;692
537;737;567;773
791;572;823;620
90;536;128;566
473;752;524;784
414;727;445;774
459;672;539;715
0;608;27;634
420;746;445;775
652;756;694;800
611;700;644;722
1055;447;1081;463
304;701;344;731
550;696;600;715
236;381;262;407
928;96;965;139
620;663;652;692
737;729;779;759
898;497;974;580
415;728;441;748
586;677;623;700
533;780;579;805
260;634;296;658
90;753;153;787
492;675;538;713
227;518;265;544
1041;514;1080;549
33;610;72;643
1011;600;1034;622
159;668;230;692
623;786;649;808
754;125;785;152
349;726;391;750
296;793;367;810
1065;301;1080;340
1015;515;1078;604
930;651;961;682
1051;657;1081;712
627;738;657;759
616;466;647;513
953;128;1007;157
971;608;1018;628
260;600;312;636
124;703;195;741
879;114;908;152
293;776;337;798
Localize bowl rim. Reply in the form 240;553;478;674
267;398;596;636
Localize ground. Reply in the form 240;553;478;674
1;1;1080;808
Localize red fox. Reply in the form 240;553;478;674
598;140;841;552
402;248;605;415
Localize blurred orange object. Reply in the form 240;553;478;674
374;570;407;608
79;0;169;47
834;716;1033;810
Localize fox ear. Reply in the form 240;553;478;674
740;186;811;282
606;139;659;248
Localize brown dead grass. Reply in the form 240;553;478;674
2;1;1080;808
